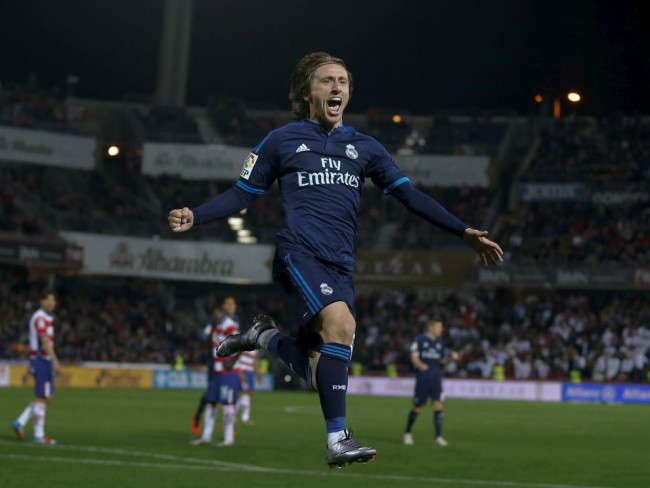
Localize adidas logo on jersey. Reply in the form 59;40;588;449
296;144;310;153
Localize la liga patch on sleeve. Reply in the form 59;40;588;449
240;152;259;180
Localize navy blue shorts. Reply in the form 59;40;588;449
205;372;241;404
413;374;442;406
30;357;54;399
242;371;256;392
218;372;241;405
273;248;355;350
205;374;221;403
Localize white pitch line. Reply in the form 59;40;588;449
0;439;266;472
0;440;620;488
2;453;237;472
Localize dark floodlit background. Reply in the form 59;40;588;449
4;0;650;113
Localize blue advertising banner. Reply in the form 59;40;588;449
153;371;274;392
518;183;586;202
562;384;650;404
154;371;207;390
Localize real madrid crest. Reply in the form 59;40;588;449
346;144;358;160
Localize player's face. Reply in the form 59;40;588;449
41;294;56;313
428;321;443;337
211;308;223;323
222;297;237;317
305;63;350;130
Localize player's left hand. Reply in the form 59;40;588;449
463;229;503;266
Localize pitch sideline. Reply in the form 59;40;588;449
0;440;619;488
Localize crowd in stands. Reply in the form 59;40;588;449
0;161;154;237
500;116;650;264
422;113;509;156
130;105;201;143
1;264;648;383
353;289;650;383
524;116;650;183
0;267;288;365
1;166;46;235
0;157;398;246
0;83;85;133
207;97;284;148
2;95;649;383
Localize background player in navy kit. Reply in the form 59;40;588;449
404;320;458;447
168;52;503;467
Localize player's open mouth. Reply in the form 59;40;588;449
327;97;342;116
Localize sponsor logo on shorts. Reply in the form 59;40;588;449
320;283;333;295
332;384;347;390
240;152;258;180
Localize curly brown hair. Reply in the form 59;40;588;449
288;52;353;121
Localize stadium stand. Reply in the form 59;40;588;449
128;104;202;143
0;83;86;134
353;288;649;383
500;116;650;264
2;263;647;383
0;94;647;385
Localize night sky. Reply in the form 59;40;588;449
4;0;650;114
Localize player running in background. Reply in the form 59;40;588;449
12;290;59;445
192;300;241;446
169;52;503;467
404;320;458;447
235;349;260;425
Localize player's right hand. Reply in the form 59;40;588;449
53;359;61;374
168;207;194;232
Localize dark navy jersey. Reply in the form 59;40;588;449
410;334;447;374
236;120;408;271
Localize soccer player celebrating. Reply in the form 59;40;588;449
168;52;503;467
12;290;59;445
404;320;458;446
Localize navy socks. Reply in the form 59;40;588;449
405;410;419;433
268;335;351;434
317;343;351;433
434;410;444;437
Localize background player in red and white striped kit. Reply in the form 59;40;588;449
192;299;241;446
235;349;261;425
12;290;59;445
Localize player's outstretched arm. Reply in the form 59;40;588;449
168;207;194;233
167;185;256;233
463;229;503;267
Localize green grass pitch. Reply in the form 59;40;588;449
1;388;649;488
